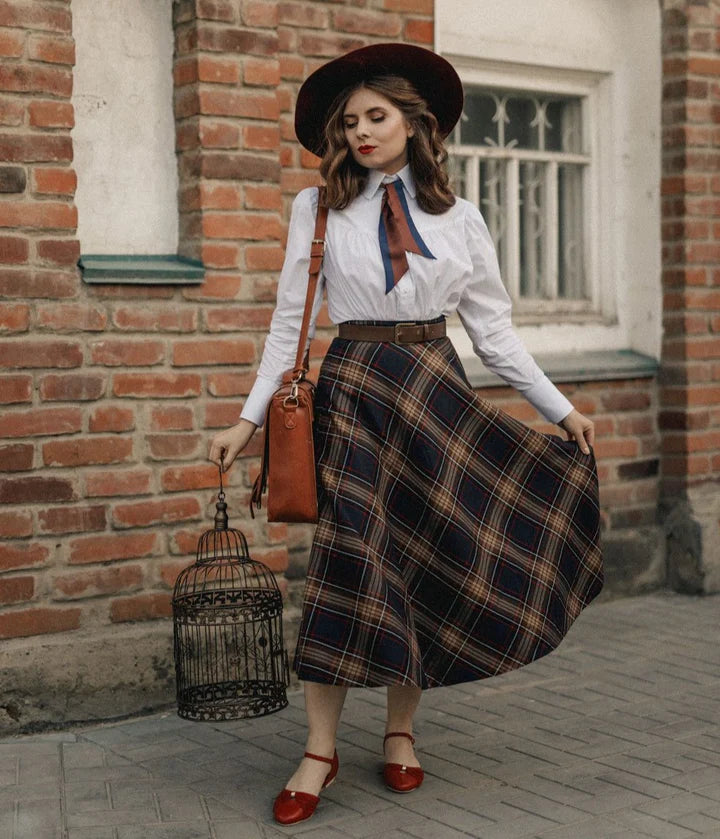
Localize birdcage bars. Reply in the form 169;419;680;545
172;472;290;721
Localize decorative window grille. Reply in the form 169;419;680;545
448;88;592;315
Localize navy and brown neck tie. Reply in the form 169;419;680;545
379;179;435;294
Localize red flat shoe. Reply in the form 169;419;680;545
272;749;339;825
383;731;424;793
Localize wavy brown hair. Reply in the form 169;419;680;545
318;75;456;215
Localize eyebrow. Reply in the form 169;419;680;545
342;106;387;119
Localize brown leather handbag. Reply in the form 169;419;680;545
249;187;329;523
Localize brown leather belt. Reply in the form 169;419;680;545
338;318;446;344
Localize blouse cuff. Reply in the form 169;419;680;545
239;376;280;428
521;375;575;424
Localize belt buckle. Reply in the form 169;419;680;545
394;322;424;343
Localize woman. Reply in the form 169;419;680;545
209;43;603;826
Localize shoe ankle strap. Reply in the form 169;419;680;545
383;731;416;745
303;749;335;765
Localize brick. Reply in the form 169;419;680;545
244;184;282;211
39;373;106;401
201;151;280;182
0;542;49;572
333;8;402;36
0;443;34;472
0;133;72;163
0;607;81;640
0;376;32;405
36;238;81;266
244;245;285;270
0;28;23;58
199;121;240;149
199;182;242;209
54;565;144;600
0;3;72;33
299;32;365;58
0;100;23;126
68;532;158;565
601;392;652;412
242;124;280;150
110;592;172;623
42;437;134;468
0;509;32;537
0;236;29;263
253;547;289;574
84;469;153;498
0;302;29;332
112;496;202;529
88;405;135;433
28;33;75;64
383;0;433;11
197;55;239;84
28;100;74;128
169;527;210;555
199;89;279;120
38;505;106;535
0;65;72;97
172;339;255;366
146;433;202;460
89;340;164;367
0;475;76;503
0;407;82;437
0;576;34;605
112;306;197;332
0;267;77;298
0;164;26;191
405;17;434;43
205;306;273;332
112;373;202;398
243;57;281;87
159;559;193;588
0;339;82;368
183;271;242;298
279;2;328;28
203;211;283;241
33;166;76;195
196;0;237;22
161;464;221;492
150;406;194;431
206;371;255;397
240;0;279;27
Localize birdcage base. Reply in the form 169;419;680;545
176;679;288;721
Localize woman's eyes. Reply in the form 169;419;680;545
344;116;385;129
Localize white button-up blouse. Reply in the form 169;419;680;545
239;163;575;428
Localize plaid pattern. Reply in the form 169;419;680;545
293;319;603;688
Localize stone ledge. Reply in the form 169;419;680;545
78;254;205;285
461;348;659;389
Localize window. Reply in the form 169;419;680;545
448;87;592;317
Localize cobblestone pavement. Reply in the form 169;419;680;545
3;590;720;839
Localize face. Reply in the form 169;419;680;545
342;87;414;175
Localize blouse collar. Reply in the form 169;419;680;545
362;163;417;201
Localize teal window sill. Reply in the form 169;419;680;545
461;348;659;389
78;254;205;285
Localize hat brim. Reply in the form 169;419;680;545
294;43;464;157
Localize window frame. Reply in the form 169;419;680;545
444;57;616;334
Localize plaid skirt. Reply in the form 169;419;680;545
293;316;603;689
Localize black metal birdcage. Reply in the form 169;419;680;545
172;466;290;720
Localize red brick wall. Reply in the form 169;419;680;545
659;0;720;593
661;0;720;496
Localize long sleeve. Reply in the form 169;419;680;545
239;187;325;428
456;205;574;425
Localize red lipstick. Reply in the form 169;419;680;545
358;145;376;154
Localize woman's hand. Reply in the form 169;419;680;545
208;419;258;472
558;409;594;455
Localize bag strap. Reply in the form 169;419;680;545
249;186;328;519
292;185;329;377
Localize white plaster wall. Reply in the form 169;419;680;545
437;0;662;361
71;0;178;254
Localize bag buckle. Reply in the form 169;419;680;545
394;322;424;343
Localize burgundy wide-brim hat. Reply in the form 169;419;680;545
294;42;464;157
